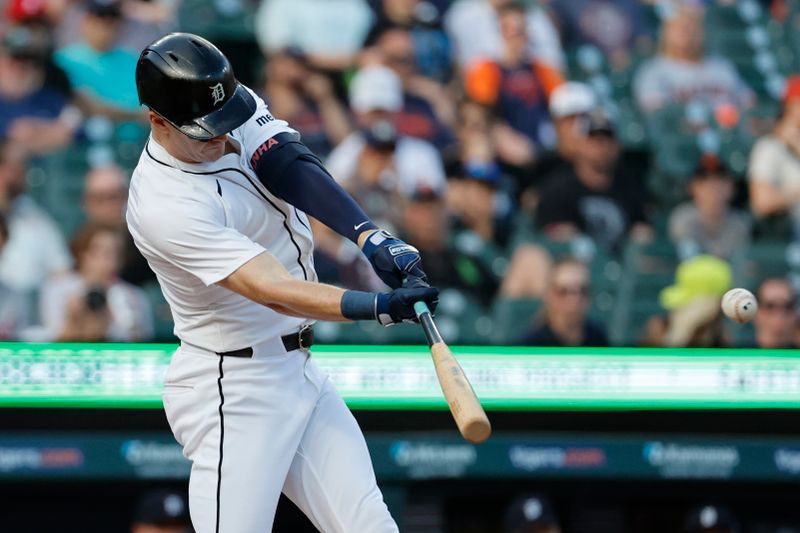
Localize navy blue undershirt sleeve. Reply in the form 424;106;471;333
249;133;378;243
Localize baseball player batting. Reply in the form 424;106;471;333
127;33;439;532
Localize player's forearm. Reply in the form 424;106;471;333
259;280;349;321
220;252;348;321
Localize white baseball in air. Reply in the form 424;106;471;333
721;288;758;323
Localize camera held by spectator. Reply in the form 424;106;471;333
38;222;153;342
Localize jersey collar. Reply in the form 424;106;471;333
146;135;242;173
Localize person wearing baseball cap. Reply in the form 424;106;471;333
668;153;750;260
326;64;446;204
504;494;561;533
131;489;191;533
534;106;652;252
0;25;80;155
517;82;595;209
641;255;732;347
53;0;142;117
548;81;596;162
683;504;739;533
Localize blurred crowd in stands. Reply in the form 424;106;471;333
123;489;759;533
123;489;771;533
1;0;800;347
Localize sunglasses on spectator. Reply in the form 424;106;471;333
386;54;413;67
86;190;127;202
553;285;589;298
761;300;795;312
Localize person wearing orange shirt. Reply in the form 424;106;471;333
464;2;562;168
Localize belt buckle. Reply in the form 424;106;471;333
298;324;312;352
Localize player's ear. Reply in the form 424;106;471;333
148;112;169;134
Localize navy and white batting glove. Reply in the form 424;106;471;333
375;285;439;326
340;285;439;327
361;229;427;289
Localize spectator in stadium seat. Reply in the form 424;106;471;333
516;81;596;208
683;504;739;533
81;164;156;286
444;161;514;304
132;489;191;533
400;185;499;304
642;255;731;348
450;99;503;186
668;154;750;260
632;4;754;114
752;278;797;349
748;75;800;237
504;494;561;533
548;81;596;164
39;221;152;342
446;97;557;299
534;109;651;252
82;165;129;228
50;0;177;53
447;159;509;249
260;47;352;158
255;0;373;72
0;144;72;292
464;2;563;168
520;258;608;347
445;0;564;71
363;0;452;82
547;0;655;72
370;25;456;151
0;212;31;340
326;65;446;224
0;25;79;155
54;0;143;121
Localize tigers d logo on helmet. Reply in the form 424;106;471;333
210;83;225;106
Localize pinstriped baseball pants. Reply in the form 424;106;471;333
162;346;398;532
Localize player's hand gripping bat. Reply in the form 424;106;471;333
414;301;492;444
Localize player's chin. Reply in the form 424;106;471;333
199;139;227;161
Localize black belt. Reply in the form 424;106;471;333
216;325;314;358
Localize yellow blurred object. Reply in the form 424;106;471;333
659;255;733;310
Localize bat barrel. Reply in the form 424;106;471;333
429;342;492;444
462;416;492;444
415;301;492;444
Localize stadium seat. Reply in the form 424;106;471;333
27;145;90;239
610;239;680;345
177;0;256;41
488;297;541;345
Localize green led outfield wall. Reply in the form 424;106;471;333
0;343;799;410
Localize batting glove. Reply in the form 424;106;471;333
361;229;427;289
375;285;439;326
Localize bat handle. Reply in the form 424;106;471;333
413;301;431;317
414;301;442;346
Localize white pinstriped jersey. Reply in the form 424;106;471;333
126;89;316;352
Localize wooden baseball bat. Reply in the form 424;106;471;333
414;302;492;444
